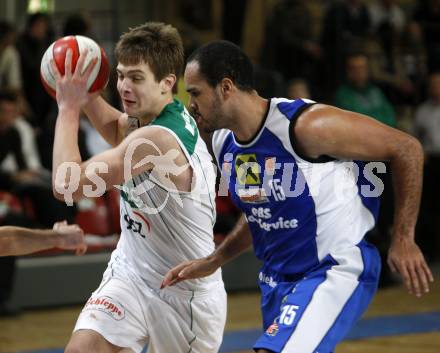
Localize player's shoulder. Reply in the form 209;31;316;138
150;99;200;155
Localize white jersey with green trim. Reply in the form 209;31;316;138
111;99;222;291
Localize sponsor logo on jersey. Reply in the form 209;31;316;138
266;322;279;336
235;154;260;185
259;272;278;288
237;187;268;204
247;207;299;231
83;296;125;321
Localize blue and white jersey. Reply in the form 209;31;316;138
212;98;381;278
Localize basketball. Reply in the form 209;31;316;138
40;35;110;99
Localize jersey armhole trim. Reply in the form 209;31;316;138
288;103;336;164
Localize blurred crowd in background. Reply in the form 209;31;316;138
1;0;440;313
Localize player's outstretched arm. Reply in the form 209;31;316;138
295;104;434;297
0;221;86;256
161;214;252;288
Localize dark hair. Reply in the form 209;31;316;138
115;22;184;84
345;50;368;64
0;20;14;42
63;12;92;36
0;89;18;103
26;12;49;30
187;40;254;91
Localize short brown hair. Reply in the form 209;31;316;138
115;22;184;85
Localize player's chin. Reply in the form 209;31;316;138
122;102;138;115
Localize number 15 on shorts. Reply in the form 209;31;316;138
279;305;299;325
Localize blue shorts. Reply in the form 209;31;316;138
254;240;381;353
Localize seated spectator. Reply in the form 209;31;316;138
286;78;311;100
261;0;322;85
369;0;406;35
0;89;78;315
63;11;94;38
321;0;371;96
366;0;415;106
0;21;22;91
16;13;55;169
334;52;396;127
412;0;440;72
0;89;75;227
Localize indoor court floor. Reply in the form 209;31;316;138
1;268;439;353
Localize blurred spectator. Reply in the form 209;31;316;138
413;72;440;260
366;0;415;106
63;11;94;37
368;0;406;35
16;12;54;128
414;72;440;152
412;0;440;72
261;0;321;86
0;89;75;227
321;0;371;97
222;0;248;46
180;0;213;31
0;21;22;91
253;65;285;99
0;89;35;316
286;78;311;100
334;52;396;126
16;13;55;170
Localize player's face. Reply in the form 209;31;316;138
184;61;227;133
116;61;163;118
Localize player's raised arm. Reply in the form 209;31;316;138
294;104;434;297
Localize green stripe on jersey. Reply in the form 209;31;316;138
150;99;199;155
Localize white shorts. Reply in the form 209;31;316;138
74;264;227;353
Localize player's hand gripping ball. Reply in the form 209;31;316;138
40;35;110;99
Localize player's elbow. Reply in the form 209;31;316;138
390;134;424;165
52;181;83;203
405;135;424;160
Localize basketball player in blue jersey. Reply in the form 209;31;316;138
162;41;434;353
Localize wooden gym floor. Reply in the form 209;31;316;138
0;268;439;353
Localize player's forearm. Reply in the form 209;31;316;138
52;109;83;201
83;96;122;146
208;214;253;266
0;227;59;256
390;136;424;241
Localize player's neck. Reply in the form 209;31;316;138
138;95;174;126
231;93;269;142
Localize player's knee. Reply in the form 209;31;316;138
65;341;84;353
65;330;102;353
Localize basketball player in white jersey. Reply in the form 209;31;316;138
50;23;226;353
